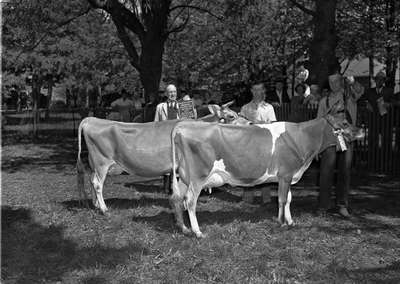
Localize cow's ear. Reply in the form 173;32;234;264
221;100;235;109
208;104;222;117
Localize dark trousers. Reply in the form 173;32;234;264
163;174;171;194
318;143;353;209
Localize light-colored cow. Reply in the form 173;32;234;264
170;103;365;238
76;103;251;214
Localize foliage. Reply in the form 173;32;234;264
163;0;311;93
337;0;399;62
2;0;399;101
1;0;141;98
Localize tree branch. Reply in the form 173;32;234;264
87;0;146;41
112;17;141;71
168;0;193;31
166;12;190;35
169;4;223;21
14;6;92;62
287;0;316;17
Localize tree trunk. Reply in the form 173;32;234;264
139;33;166;103
308;0;338;88
45;77;53;120
31;73;42;138
385;0;397;89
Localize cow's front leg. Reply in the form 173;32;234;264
284;189;294;226
186;184;205;238
170;179;191;235
277;178;294;226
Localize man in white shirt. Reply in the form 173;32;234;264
240;82;276;204
111;89;134;122
240;82;277;124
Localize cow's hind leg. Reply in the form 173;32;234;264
186;184;205;238
170;179;191;235
90;165;111;215
277;178;294;226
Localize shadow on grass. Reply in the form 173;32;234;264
124;182;243;203
124;183;165;194
1;206;151;283
61;196;171;211
131;206;274;234
1;136;79;173
317;260;400;283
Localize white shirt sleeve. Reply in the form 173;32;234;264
266;104;277;122
154;104;162;121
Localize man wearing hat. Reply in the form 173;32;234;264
316;72;364;218
365;71;395;116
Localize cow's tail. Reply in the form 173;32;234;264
76;118;89;205
171;122;181;196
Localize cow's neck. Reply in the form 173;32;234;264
296;118;336;159
317;118;337;153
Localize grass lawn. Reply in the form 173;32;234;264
2;135;400;283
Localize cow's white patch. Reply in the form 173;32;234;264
291;159;313;184
203;159;228;188
255;122;286;154
254;168;278;184
203;159;277;189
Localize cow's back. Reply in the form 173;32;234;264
83;118;180;177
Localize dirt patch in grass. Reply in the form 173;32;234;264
2;140;400;283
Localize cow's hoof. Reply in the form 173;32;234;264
181;226;192;235
286;221;295;227
102;211;110;217
274;217;284;225
194;231;207;239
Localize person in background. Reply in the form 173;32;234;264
304;84;322;108
365;71;397;115
154;84;179;121
267;79;291;107
317;71;364;218
289;83;307;122
240;81;276;205
296;64;311;97
143;92;158;122
110;89;134;122
193;93;211;118
364;71;399;158
132;91;145;121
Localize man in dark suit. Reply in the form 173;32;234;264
365;71;396;115
364;71;399;163
266;79;291;107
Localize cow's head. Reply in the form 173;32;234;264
325;101;365;142
208;101;252;125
